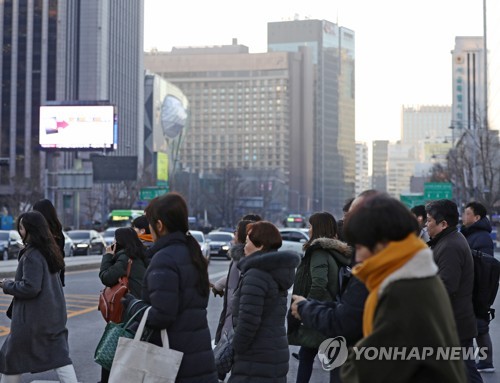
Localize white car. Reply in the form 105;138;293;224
191;230;211;263
63;231;75;257
279;228;310;256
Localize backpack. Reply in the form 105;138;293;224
471;249;500;321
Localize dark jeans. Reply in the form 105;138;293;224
476;317;493;365
296;346;318;383
461;338;483;383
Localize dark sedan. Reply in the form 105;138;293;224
66;230;106;256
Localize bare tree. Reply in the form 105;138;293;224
2;175;44;219
447;128;500;212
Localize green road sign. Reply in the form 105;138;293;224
139;187;169;201
400;194;426;209
424;182;453;200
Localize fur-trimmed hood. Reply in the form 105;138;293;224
228;243;245;261
306;237;353;266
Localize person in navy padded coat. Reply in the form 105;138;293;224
229;221;300;383
124;193;218;383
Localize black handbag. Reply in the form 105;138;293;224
213;327;234;375
94;305;147;371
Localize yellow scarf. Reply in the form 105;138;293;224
352;233;427;336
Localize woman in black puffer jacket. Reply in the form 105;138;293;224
229;221;300;383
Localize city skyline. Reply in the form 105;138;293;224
144;0;485;145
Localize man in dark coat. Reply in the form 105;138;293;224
460;201;494;256
460;201;496;373
426;199;483;383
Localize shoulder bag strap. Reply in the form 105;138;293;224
120;258;133;287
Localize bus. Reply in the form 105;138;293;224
106;209;144;228
284;214;306;228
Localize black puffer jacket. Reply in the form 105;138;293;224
141;231;217;383
460;217;495;255
229;250;300;383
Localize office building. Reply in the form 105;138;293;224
401;105;452;145
0;1;144;225
372;140;388;192
451;36;485;130
268;19;356;216
144;42;314;218
355;142;370;197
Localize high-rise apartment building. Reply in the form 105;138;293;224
355;142;370;197
144;43;314;214
267;19;355;216
372;140;388;192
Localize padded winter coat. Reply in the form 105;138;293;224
229;250;300;383
460;217;495;255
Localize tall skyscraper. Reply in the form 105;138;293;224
268;19;356;216
0;1;144;225
451;37;485;130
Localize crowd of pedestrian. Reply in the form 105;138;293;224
0;191;497;383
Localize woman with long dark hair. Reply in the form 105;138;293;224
0;211;77;383
98;227;147;383
33;199;66;285
125;192;217;382
99;227;147;299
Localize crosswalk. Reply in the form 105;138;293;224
0;294;98;337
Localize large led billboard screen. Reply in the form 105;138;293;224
39;105;117;150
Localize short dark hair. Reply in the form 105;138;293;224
344;195;419;251
242;213;262;222
465;201;487;219
247;221;282;251
343;198;355;213
304;212;337;249
410;205;426;219
132;215;150;234
425;199;459;227
235;219;254;244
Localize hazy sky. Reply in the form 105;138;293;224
144;0;484;144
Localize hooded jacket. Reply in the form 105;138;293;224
460;217;494;256
229;250;300;383
288;238;352;348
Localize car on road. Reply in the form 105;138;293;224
206;231;234;259
63;231;75;257
191;230;211;263
66;230;106;256
0;230;23;260
279;228;310;256
101;227;119;246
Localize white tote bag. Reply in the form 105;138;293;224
109;306;184;383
